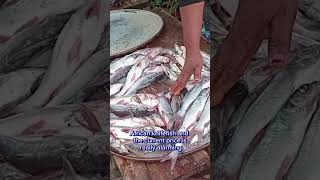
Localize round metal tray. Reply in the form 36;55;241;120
110;9;164;58
111;143;209;162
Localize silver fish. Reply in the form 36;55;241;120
240;82;320;180
15;0;107;111
0;12;72;73
0;68;44;117
111;104;157;117
110;134;129;155
286;105;320;180
0;134;108;175
0;162;30;179
24;48;53;68
110;83;124;97
116;58;150;96
45;48;109;107
0;0;88;40
189;96;210;141
214;45;320;179
170;94;183;114
124;65;166;96
179;88;209;132
157;95;174;129
172;79;210;130
110;55;145;84
110;116;155;128
0;101;107;137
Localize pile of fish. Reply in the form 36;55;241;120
0;0;109;179
212;45;320;179
110;45;211;170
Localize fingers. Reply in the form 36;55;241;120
171;70;192;96
194;65;202;82
268;0;297;60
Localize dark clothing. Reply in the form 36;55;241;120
178;0;205;7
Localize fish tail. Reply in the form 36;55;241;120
160;150;179;171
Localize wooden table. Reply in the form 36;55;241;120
110;6;210;180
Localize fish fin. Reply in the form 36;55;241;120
62;157;78;179
15;17;40;34
67;37;82;64
160;150;179;171
21;120;46;135
79;104;103;134
87;0;101;18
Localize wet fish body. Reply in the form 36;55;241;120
179;88;209;132
158;95;174;129
125;66;166;96
15;0;108;110
0;68;44;116
0;134;108;175
116;58;150;96
240;82;320;180
110;83;124;97
214;45;320;179
45;48;109;107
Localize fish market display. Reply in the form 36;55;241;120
110;45;210;170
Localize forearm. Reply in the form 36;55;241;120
179;1;204;54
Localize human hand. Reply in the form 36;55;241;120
170;51;203;95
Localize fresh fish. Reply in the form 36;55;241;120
110;55;145;84
110;134;129;155
110;116;155;128
0;68;44;117
110;127;150;142
0;162;30;179
116;58;150;96
110;83;124;97
189;96;210;141
124;65;166;96
178;88;209;132
0;12;72;73
214;45;320;180
0;134;108;175
24;48;53;68
170;94;183;114
147;113;166;127
158;95;174;129
15;0;107;111
240;82;320;180
111;104;157;117
0;0;88;40
110;93;158;105
212;81;249;158
172;79;210;130
45;48;109;107
0;101;107;137
286;105;320;180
